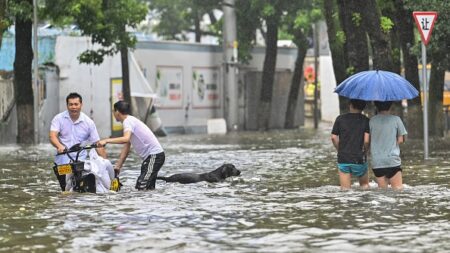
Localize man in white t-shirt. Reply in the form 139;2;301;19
98;101;165;190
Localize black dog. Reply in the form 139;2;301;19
157;163;240;184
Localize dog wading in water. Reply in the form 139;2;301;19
157;164;240;184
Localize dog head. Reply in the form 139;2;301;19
219;163;241;178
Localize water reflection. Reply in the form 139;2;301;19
0;126;450;252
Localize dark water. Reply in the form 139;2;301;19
1;124;450;253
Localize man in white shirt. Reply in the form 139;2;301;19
49;92;106;191
98;101;165;190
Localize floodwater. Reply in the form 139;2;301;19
1;123;450;253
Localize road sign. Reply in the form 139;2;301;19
412;11;437;159
413;12;438;46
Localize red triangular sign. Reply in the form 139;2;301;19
413;11;438;46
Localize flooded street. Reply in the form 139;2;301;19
1;124;450;253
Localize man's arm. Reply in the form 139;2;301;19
115;142;131;174
98;131;132;146
49;131;66;153
331;134;339;151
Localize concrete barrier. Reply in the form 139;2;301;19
207;118;227;134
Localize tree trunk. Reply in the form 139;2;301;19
338;0;369;73
14;1;34;144
0;0;7;49
285;34;307;129
324;0;348;114
428;60;445;137
393;0;422;138
208;11;217;25
120;45;131;104
194;12;201;42
337;0;369;114
362;0;394;71
257;17;278;130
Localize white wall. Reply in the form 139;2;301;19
53;37;299;135
55;36;120;138
133;41;298;130
320;55;340;122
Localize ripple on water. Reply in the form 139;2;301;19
1;130;450;252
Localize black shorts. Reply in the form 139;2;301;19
372;166;402;179
135;152;165;190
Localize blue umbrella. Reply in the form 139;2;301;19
335;70;419;101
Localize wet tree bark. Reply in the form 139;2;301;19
285;32;307;129
14;1;34;144
362;0;394;71
392;0;422;138
257;17;278;130
194;11;201;42
0;0;7;49
428;57;445;137
337;0;369;114
323;0;348;114
120;45;131;104
338;0;369;73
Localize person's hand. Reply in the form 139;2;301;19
56;145;66;154
114;165;121;176
97;139;107;147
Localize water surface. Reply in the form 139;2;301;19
1;125;450;253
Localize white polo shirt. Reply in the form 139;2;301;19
50;111;100;165
123;115;163;159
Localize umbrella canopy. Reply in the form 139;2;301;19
335;70;419;101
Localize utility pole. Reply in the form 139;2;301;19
33;0;39;144
313;22;319;129
222;0;238;130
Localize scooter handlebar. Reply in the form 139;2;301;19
56;143;101;156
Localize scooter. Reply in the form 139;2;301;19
53;143;121;193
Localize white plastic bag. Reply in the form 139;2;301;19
64;149;114;193
86;149;114;193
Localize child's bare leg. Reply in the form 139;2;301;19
339;171;352;190
389;171;403;190
358;172;369;189
375;176;389;189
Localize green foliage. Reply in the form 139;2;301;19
278;29;293;40
148;0;220;41
293;11;310;30
310;8;322;22
261;4;275;18
235;0;260;63
391;47;401;61
351;12;362;27
8;0;33;20
0;0;10;32
336;30;346;44
346;66;355;75
380;16;394;33
44;0;147;65
403;0;450;69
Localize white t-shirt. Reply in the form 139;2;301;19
123;115;164;159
